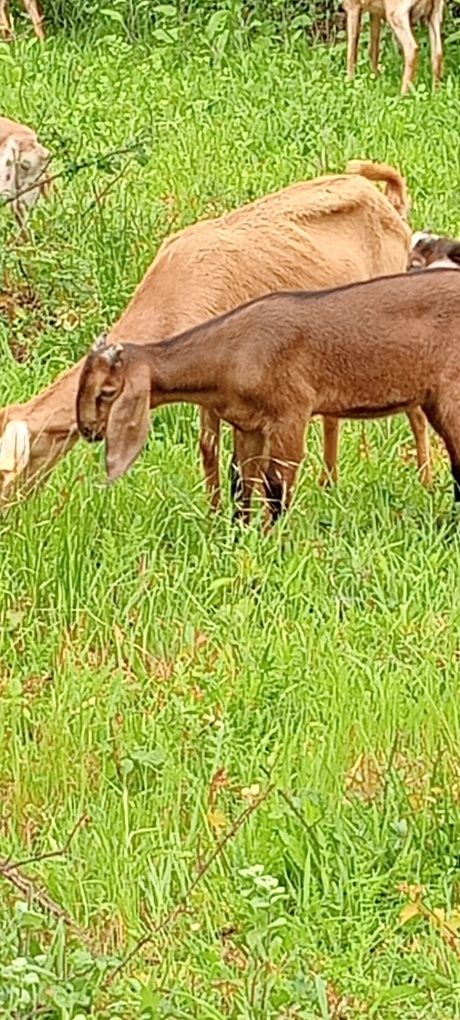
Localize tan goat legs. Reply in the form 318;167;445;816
346;3;362;78
428;3;444;84
319;416;340;487
0;0;12;38
369;13;381;74
387;6;419;94
318;409;430;488
407;407;431;486
199;408;221;510
22;0;45;39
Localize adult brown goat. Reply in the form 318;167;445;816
77;270;460;525
0;160;420;505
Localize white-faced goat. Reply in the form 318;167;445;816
77;270;460;526
408;231;460;270
0;116;51;232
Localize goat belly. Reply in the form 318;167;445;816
340;400;415;420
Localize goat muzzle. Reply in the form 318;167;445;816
80;424;104;443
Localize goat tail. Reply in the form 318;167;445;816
345;159;409;220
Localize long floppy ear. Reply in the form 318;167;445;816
105;364;151;482
447;243;460;267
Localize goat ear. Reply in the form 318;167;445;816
448;244;460;267
105;365;151;482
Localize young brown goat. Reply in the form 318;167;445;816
77;270;460;526
0;161;417;506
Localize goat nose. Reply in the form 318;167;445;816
81;423;103;442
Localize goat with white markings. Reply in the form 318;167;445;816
76;270;460;526
408;231;460;270
0;116;51;233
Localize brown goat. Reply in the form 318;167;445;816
0;160;420;504
345;0;444;95
76;270;460;524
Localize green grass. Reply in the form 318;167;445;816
2;24;460;1020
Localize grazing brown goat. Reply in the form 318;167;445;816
408;231;460;270
0;160;419;505
344;0;444;95
77;270;460;525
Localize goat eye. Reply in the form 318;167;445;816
20;159;31;171
100;388;117;400
5;158;12;168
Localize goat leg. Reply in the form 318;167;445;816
369;13;381;74
428;3;444;86
231;429;267;526
22;0;45;39
199;408;221;510
319;416;340;487
346;2;362;78
407;407;431;487
423;398;460;504
0;0;12;39
262;419;308;527
387;7;419;94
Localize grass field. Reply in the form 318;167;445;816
2;22;460;1019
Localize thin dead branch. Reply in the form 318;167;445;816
1;137;148;206
0;814;89;936
105;782;275;987
0;812;88;873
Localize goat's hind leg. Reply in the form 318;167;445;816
22;0;45;39
319;416;340;487
428;1;444;86
369;13;381;74
423;397;460;505
0;1;12;39
346;2;362;78
387;6;419;94
407;407;432;487
199;407;221;510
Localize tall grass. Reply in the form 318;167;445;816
1;25;460;1020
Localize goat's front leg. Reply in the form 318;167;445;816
199;407;221;510
407;407;432;487
319;416;340;487
428;0;444;86
22;0;45;39
345;1;362;78
0;0;12;39
369;12;381;73
231;428;267;525
263;418;309;527
387;6;419;94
